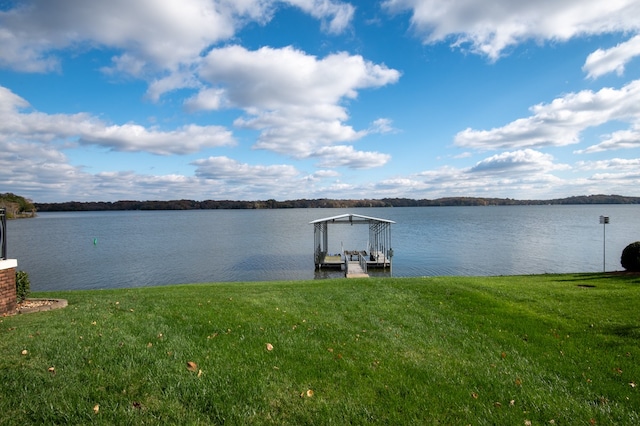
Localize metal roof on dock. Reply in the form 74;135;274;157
309;213;395;224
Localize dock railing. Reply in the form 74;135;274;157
359;253;368;274
0;208;6;260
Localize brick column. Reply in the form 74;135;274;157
0;259;18;315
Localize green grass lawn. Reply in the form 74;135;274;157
1;274;640;425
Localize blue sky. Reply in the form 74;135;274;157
1;0;640;203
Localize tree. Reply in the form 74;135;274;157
621;241;640;272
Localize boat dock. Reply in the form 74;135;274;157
310;214;395;278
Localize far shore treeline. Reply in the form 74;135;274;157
31;194;640;212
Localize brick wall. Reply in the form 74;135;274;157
0;261;17;315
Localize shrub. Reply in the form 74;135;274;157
621;241;640;272
15;270;30;303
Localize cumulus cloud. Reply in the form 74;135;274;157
195;46;399;111
0;0;232;73
376;149;571;199
575;126;640;154
583;34;640;79
455;80;640;151
286;0;355;33
191;156;307;198
0;0;355;74
576;157;640;171
368;118;397;134
469;149;569;174
382;0;640;60
0;85;235;155
312;145;391;169
78;124;235;155
192;45;399;166
309;169;341;179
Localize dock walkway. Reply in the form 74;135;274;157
345;259;369;278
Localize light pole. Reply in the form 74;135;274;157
599;215;609;272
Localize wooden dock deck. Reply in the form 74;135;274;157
316;250;391;278
345;259;369;278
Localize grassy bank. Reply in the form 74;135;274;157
1;274;639;424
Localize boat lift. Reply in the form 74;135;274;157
310;213;394;276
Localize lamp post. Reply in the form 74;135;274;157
599;215;609;272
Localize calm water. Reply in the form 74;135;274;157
6;205;640;291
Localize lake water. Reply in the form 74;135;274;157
6;205;640;291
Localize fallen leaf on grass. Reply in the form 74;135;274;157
198;369;203;377
21;349;28;355
187;361;198;372
147;342;153;348
93;404;99;414
471;392;479;399
48;367;55;375
266;343;274;351
630;382;636;388
306;389;314;397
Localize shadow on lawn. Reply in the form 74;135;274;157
553;272;640;285
607;324;640;340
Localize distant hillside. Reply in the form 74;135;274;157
0;193;36;218
33;194;640;212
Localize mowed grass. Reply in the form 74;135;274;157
1;274;640;425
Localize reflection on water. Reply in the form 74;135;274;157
7;205;640;291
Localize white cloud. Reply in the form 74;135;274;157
575;157;640;171
368;118;397;134
382;0;640;60
193;45;399;164
184;88;228;112
455;80;640;151
0;0;232;72
191;156;306;198
0;85;235;155
312;145;391;169
79;124;235;155
469;149;569;174
239;113;363;155
196;46;399;111
146;70;202;102
0;0;355;75
285;0;355;33
583;34;640;79
192;156;299;182
575;126;640;154
378;150;573;199
310;169;340;179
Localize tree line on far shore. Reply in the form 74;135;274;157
31;194;640;212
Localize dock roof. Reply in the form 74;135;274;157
309;213;395;224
